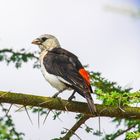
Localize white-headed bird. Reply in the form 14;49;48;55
32;34;96;115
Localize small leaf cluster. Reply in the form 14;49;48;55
96;90;140;106
90;72;140;139
126;132;140;140
90;72;132;93
0;48;39;68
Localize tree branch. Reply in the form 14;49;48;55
0;91;140;119
111;124;137;139
62;115;90;140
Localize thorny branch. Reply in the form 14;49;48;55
62;115;90;140
0;91;140;119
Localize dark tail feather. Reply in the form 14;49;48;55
85;94;97;115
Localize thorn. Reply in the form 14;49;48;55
64;106;68;112
98;116;102;136
38;107;40;128
6;104;13;115
42;89;67;125
41;90;66;124
15;105;24;112
39;100;51;105
119;107;125;112
43;110;51;125
118;97;125;112
15;106;34;125
57;98;68;112
24;106;33;125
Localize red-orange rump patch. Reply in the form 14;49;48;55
79;68;90;85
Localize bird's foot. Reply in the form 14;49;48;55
68;94;75;101
52;88;67;98
68;90;76;101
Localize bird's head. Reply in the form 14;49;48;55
32;34;60;51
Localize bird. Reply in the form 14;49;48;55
32;34;97;115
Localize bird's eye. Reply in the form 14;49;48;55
41;37;47;42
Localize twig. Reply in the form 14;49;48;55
62;115;90;140
43;110;51;125
63;127;82;140
111;124;137;139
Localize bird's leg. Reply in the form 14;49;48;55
52;89;66;98
63;90;76;113
68;90;76;101
52;89;65;98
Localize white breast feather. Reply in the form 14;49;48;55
40;50;71;91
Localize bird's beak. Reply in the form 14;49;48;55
31;38;42;45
